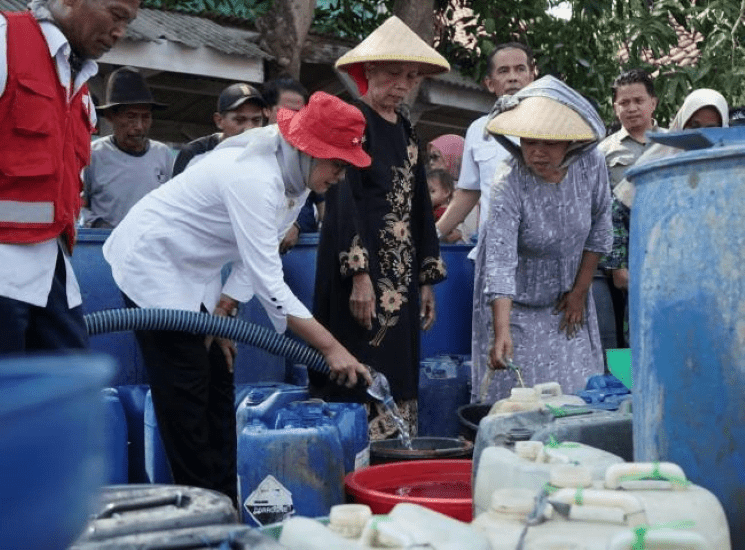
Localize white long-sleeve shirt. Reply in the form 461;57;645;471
0;13;97;307
103;125;313;333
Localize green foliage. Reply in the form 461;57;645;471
311;0;745;126
143;0;745;126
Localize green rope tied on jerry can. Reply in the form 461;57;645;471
631;521;696;550
618;462;691;488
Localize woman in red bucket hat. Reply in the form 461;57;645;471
102;92;373;506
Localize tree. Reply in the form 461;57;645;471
145;0;745;124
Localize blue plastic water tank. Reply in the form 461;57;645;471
626;126;745;547
418;355;471;437
73;229;145;385
101;388;129;484
236;415;345;527
0;354;114;550
281;235;475;359
74;229;288;386
115;384;149;483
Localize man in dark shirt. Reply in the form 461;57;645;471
172;82;266;176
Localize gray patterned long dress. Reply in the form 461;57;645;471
473;146;612;402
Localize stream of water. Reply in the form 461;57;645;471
366;369;413;449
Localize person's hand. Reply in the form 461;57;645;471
612;268;629;290
279;223;300;254
323;343;373;388
206;297;238;372
350;273;376;330
489;330;513;370
419;284;436;330
554;288;587;339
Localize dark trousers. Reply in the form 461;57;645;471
0;249;88;353
123;294;237;505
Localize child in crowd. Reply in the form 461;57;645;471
428;168;463;243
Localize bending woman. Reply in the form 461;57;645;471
103;93;373;504
475;75;613;402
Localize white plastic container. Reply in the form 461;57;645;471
471;462;731;550
279;503;491;550
488;383;586;416
473;440;625;516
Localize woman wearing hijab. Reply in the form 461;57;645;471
311;16;449;440
428;134;465;182
103;92;373;504
474;75;613;402
603;88;729;343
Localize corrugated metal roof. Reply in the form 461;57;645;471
126;8;270;59
0;2;271;59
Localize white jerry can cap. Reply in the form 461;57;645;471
328;504;373;538
550;464;593;488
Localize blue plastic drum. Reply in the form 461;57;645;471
627;126;745;547
0;354;114;550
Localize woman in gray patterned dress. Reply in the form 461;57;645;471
473;75;612;402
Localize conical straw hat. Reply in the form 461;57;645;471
335;15;450;95
486;96;595;141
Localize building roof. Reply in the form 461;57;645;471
0;1;493;144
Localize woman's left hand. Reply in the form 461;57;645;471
420;285;436;330
554;288;587;339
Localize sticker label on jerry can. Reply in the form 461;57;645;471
244;475;294;526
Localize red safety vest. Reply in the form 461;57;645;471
0;11;93;252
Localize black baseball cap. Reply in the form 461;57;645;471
217;83;267;113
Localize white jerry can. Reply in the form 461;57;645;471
279;503;491;550
471;462;731;550
488;382;587;416
473;440;625;517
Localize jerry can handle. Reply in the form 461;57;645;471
605;462;688;490
548;488;647;527
534;381;562;397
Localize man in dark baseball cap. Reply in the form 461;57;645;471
173;82;267;176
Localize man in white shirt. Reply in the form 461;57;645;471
0;0;139;354
435;42;536;255
83;66;172;228
433;43;535;402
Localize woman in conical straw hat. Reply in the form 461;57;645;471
472;75;613;403
311;16;449;440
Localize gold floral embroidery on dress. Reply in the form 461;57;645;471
370;140;417;347
339;234;369;277
419;256;447;285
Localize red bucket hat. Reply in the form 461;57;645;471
276;92;371;168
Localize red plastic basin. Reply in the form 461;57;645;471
344;459;472;522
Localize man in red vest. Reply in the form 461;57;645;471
0;0;140;353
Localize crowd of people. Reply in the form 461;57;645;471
0;0;737;506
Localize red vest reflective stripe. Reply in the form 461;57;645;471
0;11;93;251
